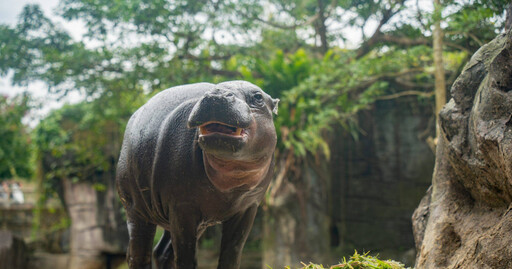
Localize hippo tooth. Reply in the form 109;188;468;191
234;128;242;136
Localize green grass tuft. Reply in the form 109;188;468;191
279;251;411;269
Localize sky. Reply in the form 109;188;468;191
0;0;58;25
0;0;58;98
0;0;84;126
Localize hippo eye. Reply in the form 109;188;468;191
251;92;265;108
254;93;263;102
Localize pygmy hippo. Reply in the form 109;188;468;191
116;81;278;269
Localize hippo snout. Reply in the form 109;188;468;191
187;88;252;129
204;88;236;101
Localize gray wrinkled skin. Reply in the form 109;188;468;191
116;80;278;269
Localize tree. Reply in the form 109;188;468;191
433;0;446;141
0;94;32;180
1;0;511;267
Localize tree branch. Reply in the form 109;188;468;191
466;32;483;47
209;68;240;77
444;41;470;53
249;0;337;30
377;34;430;46
179;53;233;61
375;90;434;100
394;77;434;89
253;13;319;30
355;1;405;59
321;68;426;103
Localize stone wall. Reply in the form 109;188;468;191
0;230;27;269
262;97;435;268
61;175;128;269
0;203;68;253
0;176;128;269
330;99;434;265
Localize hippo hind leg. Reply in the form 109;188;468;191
154;229;174;269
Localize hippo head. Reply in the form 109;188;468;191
187;81;279;191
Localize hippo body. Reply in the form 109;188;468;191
116;81;278;269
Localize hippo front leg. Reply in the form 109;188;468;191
168;214;200;269
126;217;156;269
217;205;258;269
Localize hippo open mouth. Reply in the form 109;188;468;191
199;122;245;137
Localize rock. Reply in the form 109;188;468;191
411;186;431;252
27;252;70;269
412;29;512;268
0;230;27;269
62;177;128;269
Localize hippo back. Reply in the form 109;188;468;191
116;83;214;222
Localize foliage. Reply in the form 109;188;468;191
264;251;410;269
33;89;145;199
293;251;410;269
33;102;102;199
0;0;510;196
0;94;32;179
231;48;316;105
272;44;453;158
442;0;511;52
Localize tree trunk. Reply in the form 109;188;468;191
433;0;446;139
316;0;329;54
506;3;512;31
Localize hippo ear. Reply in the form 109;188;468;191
271;98;279;115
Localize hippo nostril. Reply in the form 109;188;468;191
206;88;226;97
205;89;236;102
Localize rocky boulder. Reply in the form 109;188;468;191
412;29;512;268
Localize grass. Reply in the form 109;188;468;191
278;251;411;269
